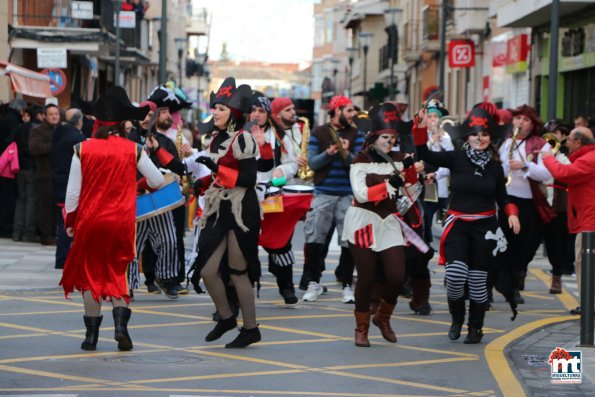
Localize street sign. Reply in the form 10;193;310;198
37;48;67;69
71;1;93;19
41;68;67;96
448;40;475;68
117;11;136;28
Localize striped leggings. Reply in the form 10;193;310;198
128;212;178;289
445;260;488;303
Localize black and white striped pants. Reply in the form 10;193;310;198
128;212;178;289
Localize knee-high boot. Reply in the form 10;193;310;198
354;311;371;347
409;277;432;315
448;298;466;340
464;301;486;344
372;300;397;343
112;307;133;351
81;315;102;351
275;264;297;305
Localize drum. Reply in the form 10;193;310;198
282;184;314;194
136;174;185;222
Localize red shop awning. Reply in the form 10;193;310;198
0;61;52;98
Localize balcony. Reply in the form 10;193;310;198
421;5;440;52
186;9;208;36
12;0;100;29
402;20;421;62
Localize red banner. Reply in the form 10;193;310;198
448;40;475;68
506;33;529;73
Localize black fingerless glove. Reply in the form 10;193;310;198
388;174;404;188
192;179;203;197
402;156;415;169
195;156;218;173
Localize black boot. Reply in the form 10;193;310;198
275;265;297;305
448;298;465;340
464;300;486;344
81;315;103;351
513;271;526;304
112;307;133;351
225;326;261;348
205;316;237;342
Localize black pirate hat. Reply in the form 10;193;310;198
444;107;511;142
425;98;449;117
79;86;149;122
147;83;191;113
368;103;412;136
209;77;252;113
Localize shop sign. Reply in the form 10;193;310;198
37;48;67;69
71;1;93;20
491;41;507;67
448;40;475;68
116;11;136;29
506;34;529;74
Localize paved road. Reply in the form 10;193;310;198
0;233;593;396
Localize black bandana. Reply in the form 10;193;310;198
464;143;491;176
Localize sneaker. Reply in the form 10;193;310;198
175;284;189;295
302;282;324;302
146;283;161;294
341;285;355;304
155;278;179;300
570;306;581;315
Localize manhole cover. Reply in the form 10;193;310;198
107;355;205;364
523;354;549;368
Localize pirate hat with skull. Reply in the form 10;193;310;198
209;77;252;114
444;107;511;142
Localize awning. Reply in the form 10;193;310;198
0;61;52;98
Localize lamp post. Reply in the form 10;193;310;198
346;47;357;98
159;0;168;83
174;38;187;88
359;31;373;109
384;8;402;101
113;0;123;86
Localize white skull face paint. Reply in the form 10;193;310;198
373;133;396;154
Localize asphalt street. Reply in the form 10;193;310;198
0;224;593;397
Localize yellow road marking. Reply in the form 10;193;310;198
485;316;576;397
325;356;478;370
131;369;305;384
529;268;578;310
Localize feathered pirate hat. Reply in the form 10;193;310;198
79;86;150;122
209;77;252;113
147;82;191;113
444;106;511;142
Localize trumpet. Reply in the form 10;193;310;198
542;132;561;154
505;127;520;186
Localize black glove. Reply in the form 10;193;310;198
402;156;415;169
388;174;404;189
192;179;203;197
195;156;218;173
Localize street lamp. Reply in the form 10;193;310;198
358;31;373;109
346;47;357;97
174;38;187;88
384;8;403;101
113;0;123;86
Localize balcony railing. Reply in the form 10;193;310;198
422;5;439;41
402;20;421;61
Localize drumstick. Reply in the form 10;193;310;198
372;146;400;174
146;107;165;139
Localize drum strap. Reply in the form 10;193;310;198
271;127;287;154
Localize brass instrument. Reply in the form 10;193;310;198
176;124;191;195
328;123;349;161
505;127;520;186
542;132;561;154
296;116;314;181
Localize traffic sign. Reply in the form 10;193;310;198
41;68;67;96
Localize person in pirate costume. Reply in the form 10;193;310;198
342;103;423;347
413;106;521;344
249;91;300;305
192;77;262;348
125;93;187;299
60;87;164;351
497;104;556;305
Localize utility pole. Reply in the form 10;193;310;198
547;0;560;119
159;0;168;83
438;1;448;93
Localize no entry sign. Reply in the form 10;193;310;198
41;68;67;96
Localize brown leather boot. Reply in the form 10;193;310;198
549;275;562;294
354;311;371;347
372;300;397;343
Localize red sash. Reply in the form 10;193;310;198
438;209;497;266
